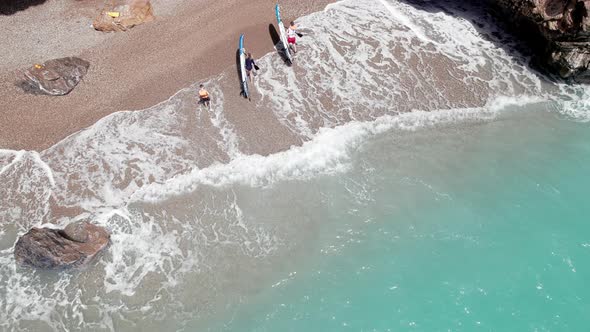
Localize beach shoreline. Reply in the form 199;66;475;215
0;0;333;151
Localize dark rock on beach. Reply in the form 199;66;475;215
494;0;590;80
14;222;110;269
0;0;46;15
20;57;90;95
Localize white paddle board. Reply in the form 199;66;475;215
239;34;249;99
275;4;292;65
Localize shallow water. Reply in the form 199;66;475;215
1;0;589;331
205;107;590;331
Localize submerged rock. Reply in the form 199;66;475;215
14;222;110;269
494;0;590;80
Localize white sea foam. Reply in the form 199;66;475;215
486;95;548;112
0;150;54;186
37;78;242;217
135;103;503;203
1;0;590;330
102;212;187;296
553;83;590;122
254;0;548;140
0;151;55;237
0;150;22;176
378;0;433;43
0;192;280;331
207;81;242;158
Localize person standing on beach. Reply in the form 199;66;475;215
287;21;300;54
198;84;211;109
245;53;259;82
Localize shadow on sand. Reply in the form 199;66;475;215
268;23;292;66
396;0;556;82
0;0;46;15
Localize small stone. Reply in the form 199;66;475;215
63;222;90;243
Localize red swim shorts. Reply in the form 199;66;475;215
287;36;296;44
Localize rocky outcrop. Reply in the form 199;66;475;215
494;0;590;79
20;57;90;96
14;222;110;269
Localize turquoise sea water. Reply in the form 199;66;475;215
3;1;590;330
210;107;590;331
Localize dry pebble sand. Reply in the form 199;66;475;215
0;0;332;151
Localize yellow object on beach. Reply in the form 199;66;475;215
34;64;43;69
107;11;120;18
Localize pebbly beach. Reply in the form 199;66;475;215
0;0;331;151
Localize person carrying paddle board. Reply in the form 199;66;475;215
287;21;302;54
198;84;211;109
245;53;260;82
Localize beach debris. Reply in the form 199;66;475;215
93;0;155;32
20;57;90;96
14;222;110;269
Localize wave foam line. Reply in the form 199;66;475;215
0;150;23;176
133;105;504;204
0;150;55;187
554;83;590;122
31;152;56;188
488;95;547;112
378;0;432;43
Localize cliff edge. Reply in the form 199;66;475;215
495;0;590;80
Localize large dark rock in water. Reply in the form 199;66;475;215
494;0;590;79
20;57;90;96
14;222;110;269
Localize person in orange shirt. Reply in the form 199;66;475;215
198;84;211;109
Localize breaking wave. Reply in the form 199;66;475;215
0;0;589;330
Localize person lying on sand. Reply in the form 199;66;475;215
198;84;211;109
245;53;260;82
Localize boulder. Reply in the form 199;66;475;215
14;222;110;269
21;57;90;96
493;0;590;80
93;0;155;32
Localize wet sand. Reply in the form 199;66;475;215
0;0;332;151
